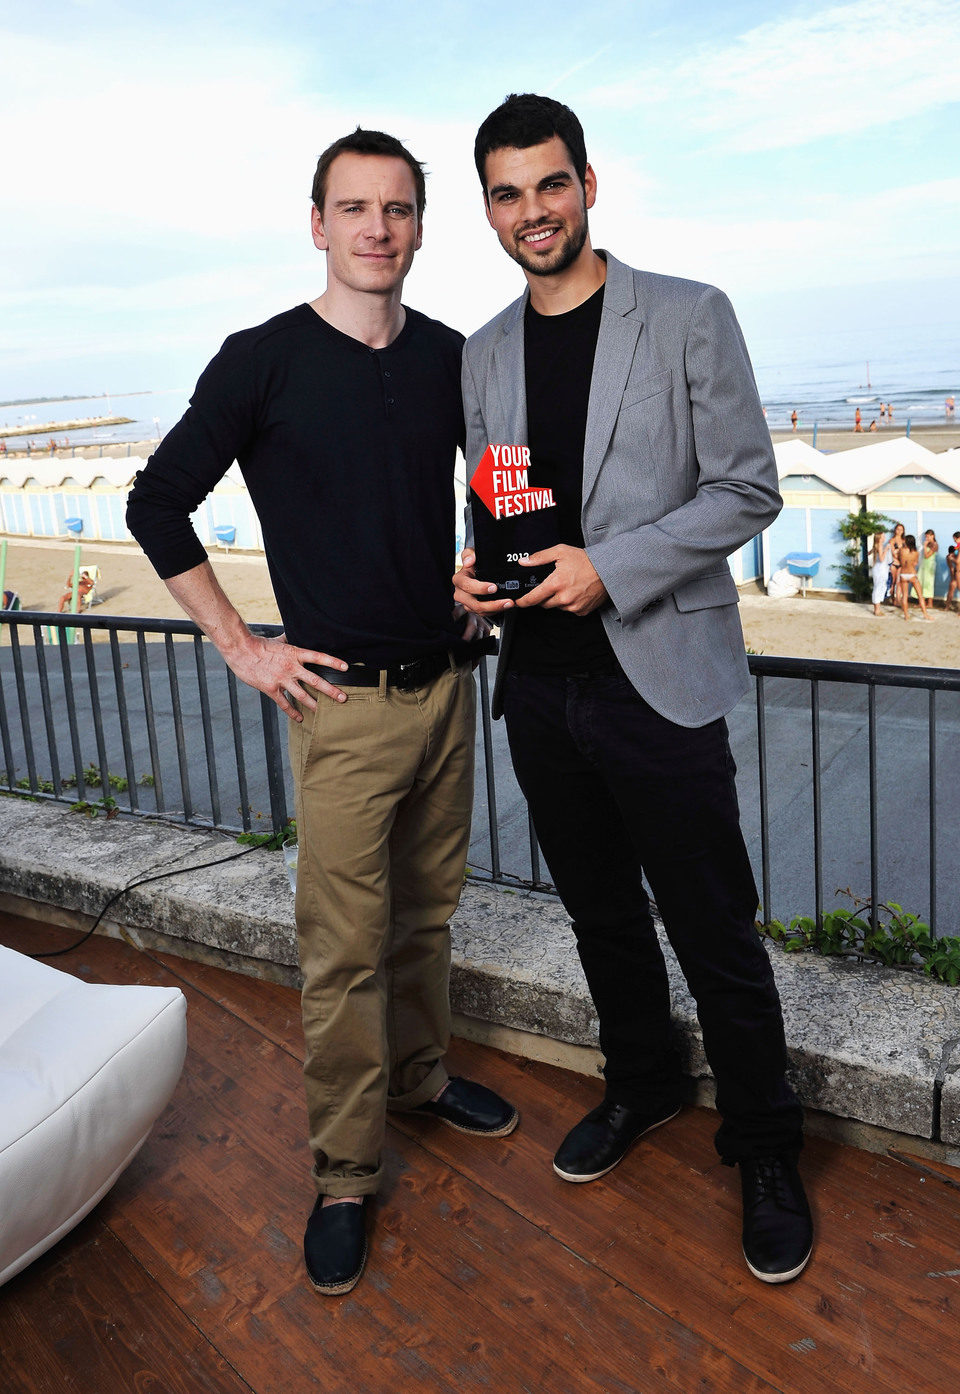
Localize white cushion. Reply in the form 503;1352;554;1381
0;944;186;1286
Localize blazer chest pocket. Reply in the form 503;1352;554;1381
608;368;679;508
673;568;739;612
620;368;673;412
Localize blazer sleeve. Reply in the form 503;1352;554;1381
585;285;781;624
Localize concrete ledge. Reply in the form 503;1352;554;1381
2;797;960;1154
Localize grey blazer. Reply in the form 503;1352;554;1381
462;251;782;727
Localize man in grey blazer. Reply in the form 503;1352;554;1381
454;93;812;1284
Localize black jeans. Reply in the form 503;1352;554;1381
502;669;803;1162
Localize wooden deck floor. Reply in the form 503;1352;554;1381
3;911;960;1394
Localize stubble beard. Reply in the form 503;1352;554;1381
508;215;588;278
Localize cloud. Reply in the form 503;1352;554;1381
585;160;960;297
586;0;960;150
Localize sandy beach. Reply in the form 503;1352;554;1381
3;535;960;668
0;539;282;629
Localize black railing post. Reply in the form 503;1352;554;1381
929;690;937;937
226;669;252;832
868;684;879;931
810;679;823;929
755;672;771;925
110;630;140;810
477;656;501;881
260;693;289;832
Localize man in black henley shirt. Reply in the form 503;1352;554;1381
127;128;517;1299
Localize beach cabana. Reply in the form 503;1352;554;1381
762;437;960;594
763;440;860;591
0;458;266;553
0;459;146;542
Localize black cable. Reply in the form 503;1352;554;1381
28;840;271;959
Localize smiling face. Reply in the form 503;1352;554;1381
311;151;422;299
482;135;596;280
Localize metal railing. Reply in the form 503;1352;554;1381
750;655;960;937
0;611;289;834
2;611;958;935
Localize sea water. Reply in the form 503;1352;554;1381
750;318;957;431
2;323;956;448
0;388;191;452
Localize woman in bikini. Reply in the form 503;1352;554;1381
898;535;932;621
870;532;891;616
889;522;905;606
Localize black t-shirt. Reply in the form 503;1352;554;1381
509;285;615;674
126;304;468;666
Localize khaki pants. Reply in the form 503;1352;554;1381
288;660;475;1197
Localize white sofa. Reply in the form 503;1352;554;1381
0;943;187;1286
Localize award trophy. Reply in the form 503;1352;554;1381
468;444;559;602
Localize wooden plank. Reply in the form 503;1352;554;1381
888;1148;960;1191
6;912;960;1394
391;1042;960;1394
0;1220;252;1394
149;948;305;1058
0;917;771;1394
102;951;765;1393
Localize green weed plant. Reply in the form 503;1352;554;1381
761;889;960;985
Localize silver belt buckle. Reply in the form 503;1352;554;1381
396;660;419;692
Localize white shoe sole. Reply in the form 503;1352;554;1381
552;1106;681;1183
743;1243;812;1284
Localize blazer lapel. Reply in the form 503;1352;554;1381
582;254;643;503
491;293;528;444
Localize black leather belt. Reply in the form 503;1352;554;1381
306;650;455;692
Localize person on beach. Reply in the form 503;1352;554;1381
871;533;891;616
454;93;810;1286
126;128;517;1299
55;571;95;613
919;530;938;602
791;408;798;431
897;535;932;621
889;522;906;606
854;407;862;432
946;546;958;612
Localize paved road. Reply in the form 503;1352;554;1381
2;641;958;935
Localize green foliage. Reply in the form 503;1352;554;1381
61;764;130;792
834;507;893;600
236;818;296;851
760;889;960;985
69;795;119;819
837;509;893;542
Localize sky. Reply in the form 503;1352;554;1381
2;0;959;401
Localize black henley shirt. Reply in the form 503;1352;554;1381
126;304;468;666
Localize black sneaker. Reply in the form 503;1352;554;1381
553;1100;680;1183
303;1197;368;1296
739;1155;813;1283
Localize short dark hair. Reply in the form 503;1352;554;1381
474;93;587;195
312;128;426;218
